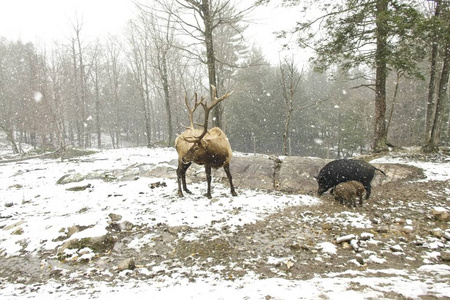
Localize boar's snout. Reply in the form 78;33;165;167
317;186;327;195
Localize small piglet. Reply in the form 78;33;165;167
334;180;366;207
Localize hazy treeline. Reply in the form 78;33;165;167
0;0;447;158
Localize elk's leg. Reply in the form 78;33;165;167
177;162;192;197
205;164;212;199
224;163;237;196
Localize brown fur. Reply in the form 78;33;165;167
175;127;236;199
176;87;235;199
334;180;366;207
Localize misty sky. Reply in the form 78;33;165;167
0;0;301;63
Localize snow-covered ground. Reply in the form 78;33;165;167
0;147;449;299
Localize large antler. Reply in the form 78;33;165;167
196;85;233;141
183;92;204;129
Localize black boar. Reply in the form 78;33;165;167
315;159;386;199
334;181;366;207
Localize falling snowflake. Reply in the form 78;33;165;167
33;91;43;102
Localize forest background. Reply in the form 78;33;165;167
0;0;449;159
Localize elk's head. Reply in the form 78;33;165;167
182;140;207;164
179;85;233;164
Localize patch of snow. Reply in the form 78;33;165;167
318;242;337;255
371;156;450;182
418;264;450;276
367;255;386;264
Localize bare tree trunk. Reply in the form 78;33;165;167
70;39;82;148
279;56;302;156
373;0;389;152
423;1;441;152
160;52;173;144
423;1;450;153
201;0;221;127
0;124;20;154
74;22;87;148
94;70;101;148
427;37;450;151
386;70;403;136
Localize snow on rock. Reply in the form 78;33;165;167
432;207;449;221
318;242;337;255
371;156;450;182
418;264;450;276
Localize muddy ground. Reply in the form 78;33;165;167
0;151;449;298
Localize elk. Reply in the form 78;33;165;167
175;86;237;199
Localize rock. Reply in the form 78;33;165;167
321;223;332;230
149;181;167;189
341;242;352;250
360;232;374;241
167;225;190;235
290;242;302;251
67;226;81;238
371;218;381;225
376;226;389;233
402;226;414;233
11;227;24;235
368;254;386;264
66;183;92;191
102;173;118;182
350;239;360;252
107;221;134;232
230;156;278;191
56;174;71;184
4;220;26;231
355;256;365;266
109;213;123;222
290;242;311;251
118;258;136;271
8;184;23;189
432;207;449;221
58;234;117;258
444;231;450;241
277;156;326;193
4;202;13;208
57;173;86;185
390;244;403;252
336;234;357;244
440;252;450;262
431;228;444;238
119;221;134;231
